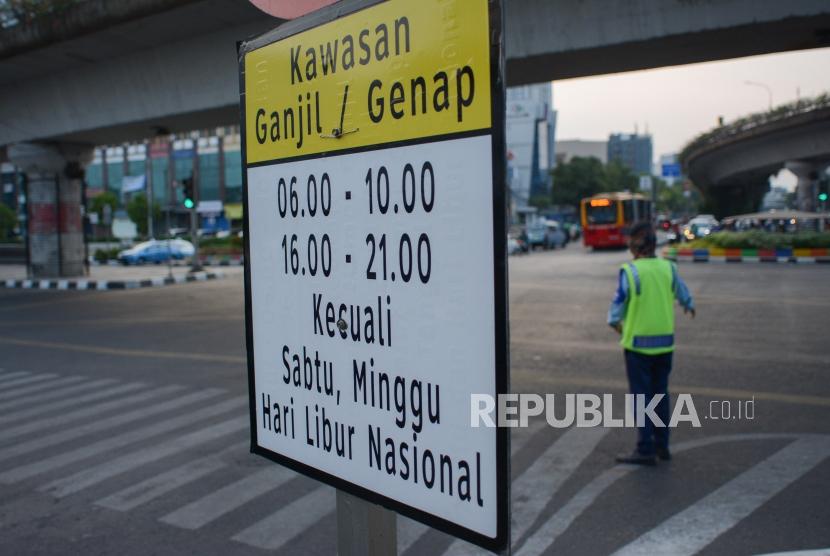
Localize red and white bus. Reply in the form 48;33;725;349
580;192;653;249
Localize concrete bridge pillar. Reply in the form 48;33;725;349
7;143;93;278
785;161;826;213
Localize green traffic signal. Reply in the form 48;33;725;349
819;193;828;202
183;198;195;209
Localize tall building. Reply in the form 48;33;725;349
607;133;653;175
84;127;244;235
506;83;557;219
555;140;607;165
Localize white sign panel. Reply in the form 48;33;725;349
239;0;507;550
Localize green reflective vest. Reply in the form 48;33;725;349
620;258;676;355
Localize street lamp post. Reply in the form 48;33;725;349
744;81;773;110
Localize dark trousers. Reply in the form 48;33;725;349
624;349;673;455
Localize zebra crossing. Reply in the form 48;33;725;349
0;366;827;555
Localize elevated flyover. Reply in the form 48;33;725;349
682;95;830;217
2;0;830;275
1;0;830;148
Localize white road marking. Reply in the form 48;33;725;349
0;395;243;483
442;427;609;555
0;373;60;393
160;465;296;529
611;438;830;556
516;465;636;556
517;432;809;556
96;441;248;512
0;382;154;442
0;371;31;383
40;415;248;497
232;486;335;551
398;421;546;554
0;387;223;465
0;377;117;411
0;381;160;427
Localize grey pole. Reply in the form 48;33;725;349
189;204;202;273
145;145;154;239
336;490;397;556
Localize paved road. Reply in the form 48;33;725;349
0;247;828;555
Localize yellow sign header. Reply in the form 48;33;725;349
243;0;492;164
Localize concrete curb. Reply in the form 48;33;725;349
1;271;225;291
664;247;830;264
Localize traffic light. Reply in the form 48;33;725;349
819;193;828;202
182;177;195;209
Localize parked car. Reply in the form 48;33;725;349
118;239;195;265
682;214;719;241
521;220;568;250
544;220;568;249
523;223;547;250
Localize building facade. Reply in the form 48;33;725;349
1;162;25;238
506;83;557;220
84;127;244;235
607;133;653;175
555;140;608;165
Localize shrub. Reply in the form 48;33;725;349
0;202;16;241
689;231;830;249
93;248;121;262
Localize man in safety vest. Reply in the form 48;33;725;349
608;221;695;465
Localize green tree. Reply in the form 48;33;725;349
657;181;702;217
126;194;161;237
602;160;639;192
550;156;607;208
0;202;16;241
90;191;118;222
528;194;551;210
550;157;641;209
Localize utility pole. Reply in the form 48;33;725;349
145;144;153;239
744;81;773;110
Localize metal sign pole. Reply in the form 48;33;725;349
189;204;202;272
336;491;396;556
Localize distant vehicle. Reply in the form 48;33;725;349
580;192;654;249
544;220;568;249
507;236;524;255
118;239;195;265
524;222;549;250
656;216;682;243
682;214;719;241
657;216;673;232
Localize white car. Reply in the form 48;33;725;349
683;215;719;241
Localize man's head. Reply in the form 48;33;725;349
629;221;656;258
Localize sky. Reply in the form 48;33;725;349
552;47;830;187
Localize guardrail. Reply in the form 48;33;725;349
680;93;830;165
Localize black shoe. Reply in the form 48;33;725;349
615;452;657;466
656;447;672;461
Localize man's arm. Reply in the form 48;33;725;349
671;263;696;317
607;269;629;332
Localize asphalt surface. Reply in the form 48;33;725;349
0;246;828;555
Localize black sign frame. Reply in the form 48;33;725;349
238;0;508;550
